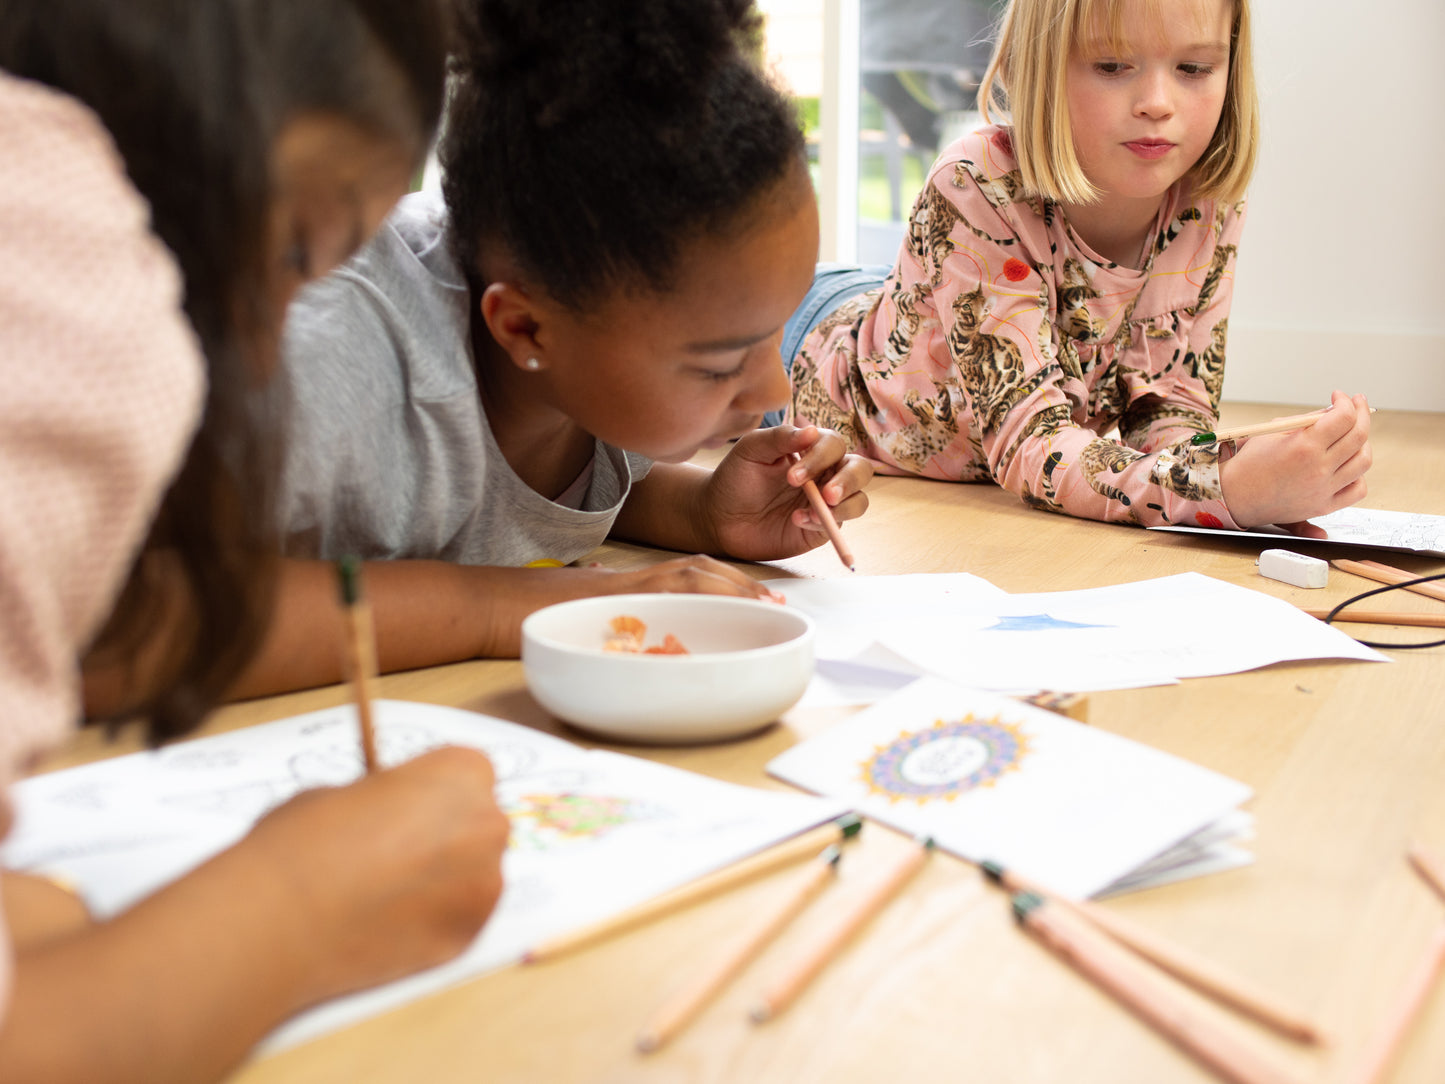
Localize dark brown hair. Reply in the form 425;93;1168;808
0;0;452;741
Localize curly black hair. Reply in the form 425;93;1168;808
439;0;807;309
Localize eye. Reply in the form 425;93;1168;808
699;363;747;384
1092;60;1128;76
1178;62;1217;78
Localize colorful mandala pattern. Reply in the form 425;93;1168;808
506;793;639;851
860;715;1032;803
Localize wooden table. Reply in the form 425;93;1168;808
40;405;1445;1084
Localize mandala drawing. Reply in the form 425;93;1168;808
860;714;1032;803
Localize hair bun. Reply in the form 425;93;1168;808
452;0;760;128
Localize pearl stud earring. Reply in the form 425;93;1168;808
524;357;541;371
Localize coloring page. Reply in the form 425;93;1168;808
768;676;1253;900
1150;506;1445;555
1;700;847;1051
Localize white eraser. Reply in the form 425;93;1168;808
1257;549;1329;589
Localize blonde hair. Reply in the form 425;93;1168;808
977;0;1258;205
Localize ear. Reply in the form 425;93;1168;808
479;282;548;372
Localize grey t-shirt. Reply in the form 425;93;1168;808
277;191;652;566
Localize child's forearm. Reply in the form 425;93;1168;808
0;842;313;1084
0;872;94;952
609;463;717;555
224;558;645;700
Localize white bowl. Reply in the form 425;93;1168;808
521;594;815;744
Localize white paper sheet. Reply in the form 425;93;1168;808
1150;507;1445;556
0;701;848;1052
767;676;1253;899
768;572;1386;697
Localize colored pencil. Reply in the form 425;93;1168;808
1190;406;1375;446
1302;608;1445;629
523;814;863;964
1010;893;1306;1084
750;836;933;1022
981;862;1321;1044
1339;922;1445;1084
1408;846;1445;905
793;452;855;572
636;844;842;1053
1332;559;1445;604
336;557;380;774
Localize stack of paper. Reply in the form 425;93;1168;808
768;571;1387;705
1151;506;1445;556
0;701;847;1051
768;676;1254;899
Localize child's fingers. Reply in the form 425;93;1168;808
785;426;850;482
815;455;874;504
826;488;870;525
628;555;782;602
1280;520;1330;540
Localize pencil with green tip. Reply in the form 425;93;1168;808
637;843;844;1053
1010;892;1304;1084
1191;406;1376;446
981;861;1321;1044
750;835;933;1023
525;813;863;964
336;556;380;774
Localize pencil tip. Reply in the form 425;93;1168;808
836;811;864;838
1010;890;1045;922
749;1003;772;1024
980;859;1005;883
636;1033;658;1054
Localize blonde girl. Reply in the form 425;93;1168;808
788;0;1372;533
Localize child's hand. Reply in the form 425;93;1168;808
1219;391;1373;531
245;745;508;1010
589;554;785;603
702;424;872;561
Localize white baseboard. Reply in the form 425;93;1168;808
1225;325;1445;412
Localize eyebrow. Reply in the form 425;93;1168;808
683;330;777;354
1078;38;1230;56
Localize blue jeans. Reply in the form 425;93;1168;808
761;262;892;428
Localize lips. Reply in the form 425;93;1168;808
1125;140;1175;160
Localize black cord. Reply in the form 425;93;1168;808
1322;571;1445;649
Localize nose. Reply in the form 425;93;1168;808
1133;68;1175;119
736;334;792;416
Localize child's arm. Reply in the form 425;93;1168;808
0;873;93;952
83;552;783;709
610;425;872;559
0;747;506;1084
1217;390;1373;530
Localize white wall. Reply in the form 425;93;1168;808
1227;0;1445;410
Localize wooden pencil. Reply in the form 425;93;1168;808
793;453;855;571
1010;893;1306;1084
337;556;381;774
1191;406;1376;446
1302;608;1445;628
1332;559;1445;604
1339;922;1445;1084
523;814;862;964
749;836;932;1022
1408;846;1445;905
981;862;1321;1044
636;844;842;1053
